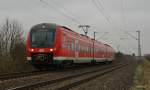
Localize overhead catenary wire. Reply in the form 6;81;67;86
96;0;114;23
91;0;120;39
91;0;112;24
94;0;127;31
91;0;129;53
94;0;133;39
120;0;134;39
50;0;80;21
39;0;81;25
120;0;138;40
91;0;139;54
91;0;122;33
121;0;126;30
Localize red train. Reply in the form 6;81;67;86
26;23;115;69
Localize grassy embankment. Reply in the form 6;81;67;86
131;59;150;90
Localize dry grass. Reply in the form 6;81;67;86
0;56;35;74
131;59;150;90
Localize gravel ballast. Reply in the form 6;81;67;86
70;60;136;90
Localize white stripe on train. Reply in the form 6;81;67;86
26;56;113;63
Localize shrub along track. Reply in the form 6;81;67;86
5;63;127;90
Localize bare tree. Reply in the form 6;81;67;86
0;19;35;73
0;18;25;60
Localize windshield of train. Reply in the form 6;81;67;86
30;29;55;48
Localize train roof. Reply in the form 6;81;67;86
61;25;93;40
61;26;73;32
31;23;57;30
104;44;111;47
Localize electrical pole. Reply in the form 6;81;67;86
125;30;142;59
94;31;97;40
93;32;97;61
137;30;141;59
78;25;90;36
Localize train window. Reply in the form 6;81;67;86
89;46;91;53
83;46;86;53
80;45;82;52
68;42;71;50
75;40;79;52
84;46;86;53
73;44;74;51
67;42;69;50
70;42;72;51
62;42;65;49
71;42;74;51
78;44;80;52
90;46;92;54
79;44;81;52
62;34;66;48
81;45;83;53
76;43;77;51
30;30;55;48
86;46;88;53
85;47;86;53
87;46;89;53
62;43;66;48
85;46;87;53
86;46;88;54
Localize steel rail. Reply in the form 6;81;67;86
0;64;89;81
0;70;50;81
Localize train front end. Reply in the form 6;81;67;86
26;23;58;68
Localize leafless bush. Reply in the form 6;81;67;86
0;18;34;73
0;19;23;58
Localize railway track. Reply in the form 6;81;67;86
0;70;51;81
7;63;127;90
0;64;103;81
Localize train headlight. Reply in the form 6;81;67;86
30;49;34;52
50;49;53;52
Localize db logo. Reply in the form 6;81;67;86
39;49;44;52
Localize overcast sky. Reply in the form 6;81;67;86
0;0;149;55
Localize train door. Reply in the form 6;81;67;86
75;40;79;60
